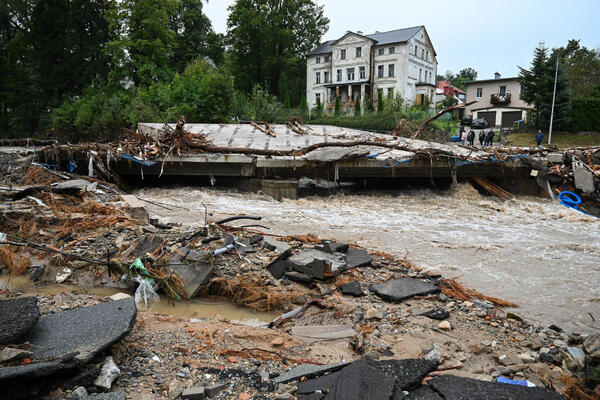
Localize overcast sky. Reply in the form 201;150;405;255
204;0;600;80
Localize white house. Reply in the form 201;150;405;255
306;26;437;114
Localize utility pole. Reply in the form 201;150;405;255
548;56;559;146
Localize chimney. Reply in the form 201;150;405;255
357;30;363;35
494;72;501;80
375;31;380;34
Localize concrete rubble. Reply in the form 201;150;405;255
0;152;599;399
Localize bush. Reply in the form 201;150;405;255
354;97;361;117
569;97;600;132
334;96;341;117
168;58;234;122
377;95;384;113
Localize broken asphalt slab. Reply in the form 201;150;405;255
0;360;77;400
273;362;350;384
0;297;40;345
340;280;363;296
370;278;440;302
344;247;373;268
315;240;349;254
297;359;437;400
420;308;450;320
22;298;137;364
428;375;565;400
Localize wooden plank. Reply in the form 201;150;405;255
472;177;514;199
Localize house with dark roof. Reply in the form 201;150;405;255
306;26;437;114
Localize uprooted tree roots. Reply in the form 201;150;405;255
204;275;306;312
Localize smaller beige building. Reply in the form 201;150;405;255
464;73;533;128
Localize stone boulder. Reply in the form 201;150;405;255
370;278;440;303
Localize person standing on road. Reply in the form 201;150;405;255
486;129;494;147
536;130;544;148
468;130;475;147
461;129;468;145
479;130;485;147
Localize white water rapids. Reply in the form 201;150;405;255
135;184;600;333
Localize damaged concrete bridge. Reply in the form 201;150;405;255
109;123;535;197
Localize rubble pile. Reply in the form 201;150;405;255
1;159;600;399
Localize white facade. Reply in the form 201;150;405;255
306;26;437;114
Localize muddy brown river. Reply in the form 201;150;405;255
134;184;600;334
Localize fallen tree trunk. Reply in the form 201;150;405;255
412;100;477;140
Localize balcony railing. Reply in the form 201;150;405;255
491;93;511;105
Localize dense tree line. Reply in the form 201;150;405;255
0;0;327;140
519;41;600;131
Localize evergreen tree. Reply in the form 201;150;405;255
354;96;361;117
519;43;570;130
334;95;340;117
365;94;373;112
315;97;322;117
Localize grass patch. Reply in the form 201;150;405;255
506;132;600;148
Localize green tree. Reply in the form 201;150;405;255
354;96;361;117
314;96;322;117
334;95;340;117
170;0;224;72
107;0;178;87
519;43;570;130
453;67;478;89
365;93;373;112
556;39;600;98
227;0;329;96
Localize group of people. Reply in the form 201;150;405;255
461;128;495;148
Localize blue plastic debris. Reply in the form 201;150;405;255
497;376;535;387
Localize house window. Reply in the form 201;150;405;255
324;71;329;83
359;66;366;79
419;68;422;81
340;49;346;60
316;72;321;84
337;69;342;82
377;65;384;78
415;45;418;55
378;48;384;56
356;47;362;58
388;64;395;77
316;93;321;104
426;51;429;61
388;88;394;99
316;57;321;64
476;88;483;98
347;67;355;81
324;55;330;62
421;49;424;58
499;86;506;96
389;47;395;54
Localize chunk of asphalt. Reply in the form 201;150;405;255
0;360;77;400
168;262;213;298
420;308;450;321
267;259;289;280
263;237;292;254
344;248;373;268
370;359;438;392
297;359;396;400
22;298;137;364
0;297;40;345
428;375;566;400
0;360;75;383
370;278;440;303
404;386;444;400
274;362;350;384
340;280;363;297
315;240;349;254
285;271;314;283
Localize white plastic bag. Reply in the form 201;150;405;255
134;276;160;307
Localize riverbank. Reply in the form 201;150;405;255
1;165;599;399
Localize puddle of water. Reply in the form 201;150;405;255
0;275;276;326
135;184;600;333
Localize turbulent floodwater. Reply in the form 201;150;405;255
136;184;600;333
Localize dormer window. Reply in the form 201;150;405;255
340;49;346;60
